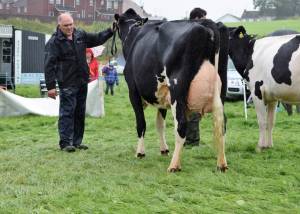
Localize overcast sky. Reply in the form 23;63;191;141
133;0;255;21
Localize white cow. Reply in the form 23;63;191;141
229;26;300;150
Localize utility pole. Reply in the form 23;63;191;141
93;0;96;21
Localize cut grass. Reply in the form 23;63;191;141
0;77;299;213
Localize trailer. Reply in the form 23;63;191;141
0;24;50;88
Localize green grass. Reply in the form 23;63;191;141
226;18;300;36
0;77;299;213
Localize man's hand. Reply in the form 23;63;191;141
48;88;57;99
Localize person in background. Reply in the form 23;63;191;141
185;7;207;147
44;12;114;152
86;48;99;82
102;63;119;95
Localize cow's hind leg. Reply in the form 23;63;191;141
167;101;186;172
129;90;146;158
157;109;169;155
212;81;228;172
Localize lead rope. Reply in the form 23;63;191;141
111;22;118;56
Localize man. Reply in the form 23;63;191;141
45;12;114;152
185;7;207;147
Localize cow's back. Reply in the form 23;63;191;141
249;34;300;102
124;21;214;106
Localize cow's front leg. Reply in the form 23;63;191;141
252;95;268;150
157;109;169;155
266;101;277;148
168;101;186;172
128;90;146;158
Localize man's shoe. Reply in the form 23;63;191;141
61;145;76;153
74;144;89;150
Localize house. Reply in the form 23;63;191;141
215;14;241;23
241;9;276;22
0;0;123;23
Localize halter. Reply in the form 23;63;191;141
111;18;145;55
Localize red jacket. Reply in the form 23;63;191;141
86;48;99;82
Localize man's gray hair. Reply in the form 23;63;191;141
57;12;73;24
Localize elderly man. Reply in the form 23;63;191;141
45;13;114;152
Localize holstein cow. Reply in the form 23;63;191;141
267;29;300;116
114;9;228;172
229;26;300;150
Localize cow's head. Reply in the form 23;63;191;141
228;26;256;78
114;8;148;43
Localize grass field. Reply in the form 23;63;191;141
226;18;300;36
0;77;299;213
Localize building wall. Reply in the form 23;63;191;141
27;0;47;16
0;0;124;23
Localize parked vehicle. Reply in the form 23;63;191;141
226;59;249;100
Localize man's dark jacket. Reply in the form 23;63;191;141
44;27;113;90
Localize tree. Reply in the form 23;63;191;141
253;0;300;18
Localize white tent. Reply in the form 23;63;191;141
0;80;105;117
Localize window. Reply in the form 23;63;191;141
76;0;80;6
0;3;3;9
76;13;80;18
6;3;9;9
49;0;54;4
17;7;21;13
2;40;11;63
107;0;112;9
100;0;104;5
48;11;54;16
114;1;118;10
56;0;61;4
89;0;93;6
24;7;27;13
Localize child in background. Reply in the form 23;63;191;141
86;48;99;82
102;63;119;95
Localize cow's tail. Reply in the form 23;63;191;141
181;25;217;89
212;78;228;172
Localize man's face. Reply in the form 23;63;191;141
58;15;74;37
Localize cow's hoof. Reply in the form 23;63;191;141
136;153;145;158
160;150;169;156
217;165;228;173
256;146;272;153
167;167;181;173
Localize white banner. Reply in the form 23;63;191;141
0;80;104;117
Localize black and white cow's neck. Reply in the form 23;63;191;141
118;20;144;59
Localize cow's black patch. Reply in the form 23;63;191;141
244;59;253;82
271;35;300;85
254;80;264;100
157;75;165;83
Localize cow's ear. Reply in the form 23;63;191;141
126;8;137;16
235;26;246;38
142;18;148;24
114;14;120;21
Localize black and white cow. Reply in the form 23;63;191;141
229;26;300;150
114;9;228;172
